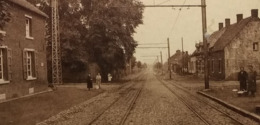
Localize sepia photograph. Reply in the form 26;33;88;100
0;0;260;124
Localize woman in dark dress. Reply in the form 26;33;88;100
86;74;93;90
247;65;257;97
238;67;247;91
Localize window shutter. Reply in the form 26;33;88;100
33;51;38;78
3;48;8;80
7;48;12;81
23;50;28;80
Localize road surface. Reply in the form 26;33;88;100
38;69;259;125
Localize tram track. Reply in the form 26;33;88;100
157;76;247;125
88;71;146;125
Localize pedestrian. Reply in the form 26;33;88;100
247;65;257;97
86;73;93;91
108;73;112;82
238;67;247;91
96;73;102;89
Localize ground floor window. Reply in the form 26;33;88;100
23;49;37;80
0;47;12;83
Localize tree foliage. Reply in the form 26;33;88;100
27;0;144;80
0;0;10;41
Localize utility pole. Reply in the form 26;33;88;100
182;37;184;75
51;0;62;84
167;38;171;79
129;58;132;74
201;0;209;89
160;51;163;74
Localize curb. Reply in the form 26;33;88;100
0;89;53;104
197;91;260;123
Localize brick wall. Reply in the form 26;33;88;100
0;3;48;100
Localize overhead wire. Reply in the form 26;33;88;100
167;0;187;37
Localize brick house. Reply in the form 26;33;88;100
169;50;189;74
191;9;260;80
0;0;48;100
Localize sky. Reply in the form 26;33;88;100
134;0;260;64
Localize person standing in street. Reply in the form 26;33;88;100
96;73;102;89
247;65;257;97
86;74;93;91
238;67;248;91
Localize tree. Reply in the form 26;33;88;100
0;0;10;41
137;61;142;68
27;0;144;82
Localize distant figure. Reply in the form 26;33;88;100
86;74;93;91
238;67;247;91
96;73;102;89
108;73;112;82
247;65;257;97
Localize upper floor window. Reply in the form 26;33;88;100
253;42;258;51
25;15;33;39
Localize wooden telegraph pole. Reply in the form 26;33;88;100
201;0;209;89
167;38;171;79
160;51;163;74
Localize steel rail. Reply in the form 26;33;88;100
157;77;210;125
88;71;146;125
164;79;246;125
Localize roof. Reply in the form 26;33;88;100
208;28;226;49
211;17;252;52
8;0;48;18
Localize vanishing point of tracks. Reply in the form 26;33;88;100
158;76;249;125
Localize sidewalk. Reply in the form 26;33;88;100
166;74;260;115
0;84;109;125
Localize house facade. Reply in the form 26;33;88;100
169;50;189;74
0;0;48;100
191;9;260;80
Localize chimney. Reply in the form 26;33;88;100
236;14;243;23
251;9;258;18
225;18;230;27
219;23;223;30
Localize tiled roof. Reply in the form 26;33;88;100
208;28;226;49
211;17;252;52
8;0;48;18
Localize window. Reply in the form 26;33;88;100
219;59;222;73
25;16;33;39
211;59;214;73
23;49;37;80
0;47;12;84
253;42;259;51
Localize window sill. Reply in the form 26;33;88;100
26;77;37;81
26;36;34;40
0;80;10;85
0;30;6;36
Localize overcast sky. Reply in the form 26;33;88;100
134;0;260;64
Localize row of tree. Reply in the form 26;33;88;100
24;0;144;82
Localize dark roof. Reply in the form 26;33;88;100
8;0;48;18
208;28;226;49
211;17;252;52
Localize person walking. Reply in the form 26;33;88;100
238;67;248;91
96;73;102;89
247;65;257;97
86;74;93;91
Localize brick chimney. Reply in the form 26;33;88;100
251;9;258;18
219;23;223;30
225;18;230;27
236;14;243;23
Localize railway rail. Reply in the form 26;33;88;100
157;76;248;125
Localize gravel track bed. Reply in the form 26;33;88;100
124;74;206;125
164;80;259;125
37;81;136;125
92;83;144;125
